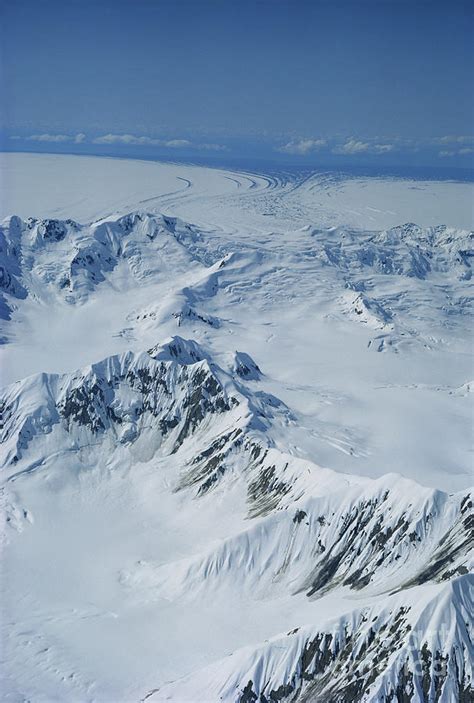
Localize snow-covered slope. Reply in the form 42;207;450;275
2;337;472;701
153;575;473;703
0;154;472;703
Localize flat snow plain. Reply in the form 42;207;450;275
0;152;473;702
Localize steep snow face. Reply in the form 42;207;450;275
0;155;473;703
154;575;473;703
148;476;472;602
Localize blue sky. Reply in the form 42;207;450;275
1;0;473;168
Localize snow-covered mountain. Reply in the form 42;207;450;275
2;334;472;701
1;211;472;354
0;212;208;322
1;154;472;702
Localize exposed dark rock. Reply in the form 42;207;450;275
293;510;307;524
247;464;291;518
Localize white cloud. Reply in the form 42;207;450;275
373;143;394;153
24;133;77;143
92;133;226;151
164;138;191;148
277;138;327;155
334;139;370;154
333;138;394;155
439;147;474;157
11;132;87;143
197;143;228;152
27;133;71;142
435;135;474;145
92;133;161;145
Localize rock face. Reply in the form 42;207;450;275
0;216;27;322
233;351;262;380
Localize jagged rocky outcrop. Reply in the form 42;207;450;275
340;290;393;330
233;351;262;380
1;337;295;504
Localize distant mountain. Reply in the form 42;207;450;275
1;212;472;354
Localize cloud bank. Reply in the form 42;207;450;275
277;138;327;155
10;132;227;151
8;131;474;162
14;133;87;144
92;134;226;150
275;136;396;157
333;138;395;155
